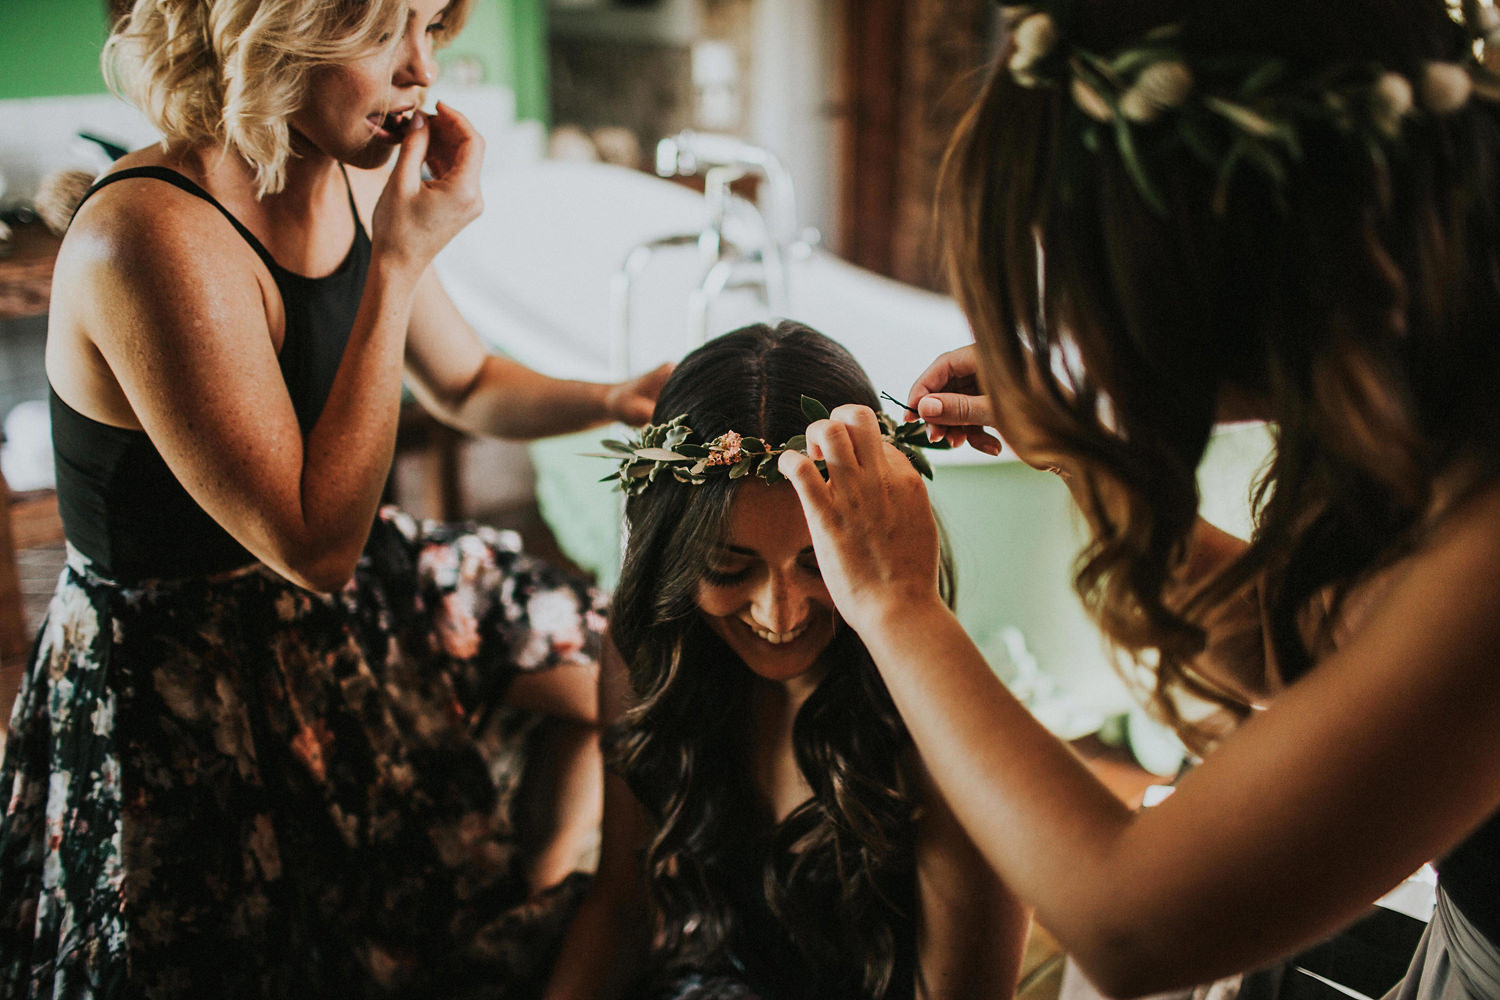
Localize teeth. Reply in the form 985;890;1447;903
749;623;808;645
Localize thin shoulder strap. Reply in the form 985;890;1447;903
77;165;281;272
337;162;368;241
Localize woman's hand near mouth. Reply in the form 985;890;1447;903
371;100;485;285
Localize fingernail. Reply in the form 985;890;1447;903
410;111;427;130
918;396;942;417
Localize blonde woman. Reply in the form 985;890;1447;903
0;0;665;995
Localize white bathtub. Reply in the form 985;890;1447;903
436;160;985;440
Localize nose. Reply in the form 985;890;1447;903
395;26;437;88
749;572;811;634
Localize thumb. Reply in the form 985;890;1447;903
918;391;995;428
390;112;430;193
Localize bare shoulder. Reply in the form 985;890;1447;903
47;160;277;423
57;164;266;309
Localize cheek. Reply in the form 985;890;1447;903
694;583;741;619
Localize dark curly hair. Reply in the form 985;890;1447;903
942;0;1500;750
608;321;953;998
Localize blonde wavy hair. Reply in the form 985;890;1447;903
103;0;471;197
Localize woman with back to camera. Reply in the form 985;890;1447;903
544;321;1028;1000
0;0;668;995
776;2;1500;998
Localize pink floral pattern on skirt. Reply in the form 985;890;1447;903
0;507;604;998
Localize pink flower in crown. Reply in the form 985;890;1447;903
706;431;743;467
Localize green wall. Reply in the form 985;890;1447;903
0;0;550;121
0;0;113;99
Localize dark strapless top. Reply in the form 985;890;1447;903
51;165;371;582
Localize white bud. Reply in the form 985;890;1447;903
1009;13;1059;81
1421;61;1474;114
1372;72;1414;137
1071;77;1115;122
1140;61;1195;109
1118;62;1193;123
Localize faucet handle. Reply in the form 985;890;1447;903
655;135;691;178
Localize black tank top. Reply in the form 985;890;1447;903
50;165;371;581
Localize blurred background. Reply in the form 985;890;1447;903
0;0;1273;836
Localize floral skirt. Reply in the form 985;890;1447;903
0;508;606;999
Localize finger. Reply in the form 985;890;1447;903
906;345;979;410
643;362;674;396
778;450;832;520
969;428;1004;456
424;102;483;181
826;404;886;473
618;395;655;426
917;391;996;429
930;424;969;448
807;416;858;474
829;404;884;455
390;111;430;194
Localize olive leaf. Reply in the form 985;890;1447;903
800;396;830;421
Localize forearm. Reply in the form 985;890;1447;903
283;262;419;586
419;354;618;441
862;603;1144;965
542;885;649;1000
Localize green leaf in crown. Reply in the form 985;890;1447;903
588;396;953;495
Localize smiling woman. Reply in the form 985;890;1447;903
693;483;839;689
543;321;1030;1000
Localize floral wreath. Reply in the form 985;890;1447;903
593;395;949;495
1001;0;1500;214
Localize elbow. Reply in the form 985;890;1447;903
1075;969;1168;1000
272;538;363;595
1067;957;1169;1000
1062;921;1193;999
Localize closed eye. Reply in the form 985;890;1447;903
702;566;753;587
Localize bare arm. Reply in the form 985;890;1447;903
51;107;483;593
543;641;653;1000
401;266;671;439
914;759;1031;999
781;405;1500;998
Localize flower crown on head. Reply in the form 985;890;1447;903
593;395;950;496
1000;0;1500;214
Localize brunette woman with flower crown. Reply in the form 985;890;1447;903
775;1;1500;998
543;322;1028;1000
0;0;671;995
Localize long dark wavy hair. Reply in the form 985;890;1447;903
942;0;1500;749
608;321;951;998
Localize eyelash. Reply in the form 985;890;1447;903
701;560;820;589
702;567;751;587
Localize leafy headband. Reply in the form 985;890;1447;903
1001;0;1500;214
594;395;949;496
